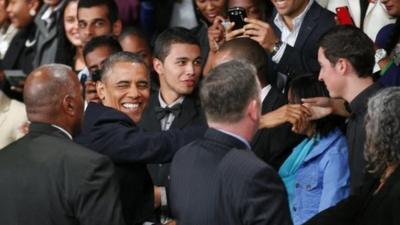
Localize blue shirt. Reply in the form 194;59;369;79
280;128;350;225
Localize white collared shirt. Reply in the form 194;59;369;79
272;0;314;63
158;93;185;131
260;84;272;103
41;2;64;28
51;124;73;140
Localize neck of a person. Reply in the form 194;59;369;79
282;0;310;30
209;120;256;143
343;76;374;103
159;86;184;105
74;47;85;71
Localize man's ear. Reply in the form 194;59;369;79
247;99;260;122
112;19;123;36
336;58;350;76
30;0;41;14
96;81;106;101
153;58;164;77
62;95;76;117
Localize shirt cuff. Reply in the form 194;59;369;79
160;186;168;207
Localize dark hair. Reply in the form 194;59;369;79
227;0;269;20
219;37;269;84
200;60;259;123
77;0;119;24
119;26;149;43
55;0;79;69
153;27;200;62
192;0;227;26
83;35;123;59
100;51;149;81
289;74;345;137
319;25;375;78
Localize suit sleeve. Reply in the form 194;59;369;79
89;119;206;164
74;156;126;225
241;166;293;225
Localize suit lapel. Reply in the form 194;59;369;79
294;2;319;49
140;94;162;131
2;31;26;68
170;96;199;129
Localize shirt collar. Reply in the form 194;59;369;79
215;128;252;151
41;1;64;21
349;82;381;115
158;92;185;108
260;84;272;102
51;124;73;140
274;0;314;31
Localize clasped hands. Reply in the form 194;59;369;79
259;97;343;134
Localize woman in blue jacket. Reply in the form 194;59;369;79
279;75;350;225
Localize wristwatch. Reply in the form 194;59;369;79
375;48;387;63
271;40;283;56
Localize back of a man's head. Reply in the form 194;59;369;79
200;60;259;124
319;25;375;78
24;64;82;134
78;0;119;23
217;38;269;85
153;27;200;62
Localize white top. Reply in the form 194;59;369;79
158;92;185;131
169;0;198;29
0;24;18;59
261;84;272;103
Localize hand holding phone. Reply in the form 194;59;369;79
228;7;247;30
336;6;354;25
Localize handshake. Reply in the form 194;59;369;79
259;97;348;134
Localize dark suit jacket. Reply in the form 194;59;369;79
271;2;335;78
1;23;36;100
33;3;65;68
252;86;304;170
76;102;205;224
170;128;293;225
139;93;206;187
0;123;125;225
305;167;400;225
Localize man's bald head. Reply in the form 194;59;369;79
24;64;84;135
215;38;269;86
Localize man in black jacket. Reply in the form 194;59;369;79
0;64;125;225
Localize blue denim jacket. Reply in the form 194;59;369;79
285;128;350;225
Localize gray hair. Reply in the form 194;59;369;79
365;87;400;174
200;60;259;123
100;51;150;81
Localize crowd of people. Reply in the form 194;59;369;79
0;0;400;225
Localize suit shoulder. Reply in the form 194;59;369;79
219;149;276;178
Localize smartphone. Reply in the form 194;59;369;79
228;7;247;30
336;6;354;25
4;70;26;86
